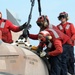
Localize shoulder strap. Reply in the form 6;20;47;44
49;29;59;38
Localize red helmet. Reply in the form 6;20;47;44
0;12;2;19
58;12;68;20
38;30;50;42
36;15;49;27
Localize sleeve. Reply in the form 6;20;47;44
7;20;20;32
36;42;46;53
38;42;46;48
29;34;38;40
48;39;63;56
70;24;75;41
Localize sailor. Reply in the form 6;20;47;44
57;12;75;75
0;12;27;43
27;15;50;50
28;15;49;38
37;29;70;75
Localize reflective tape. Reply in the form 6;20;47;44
65;24;70;29
0;22;5;28
49;29;59;38
49;24;53;28
58;25;63;30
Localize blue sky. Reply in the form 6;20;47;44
0;0;75;49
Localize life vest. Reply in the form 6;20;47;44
46;26;70;45
57;22;75;46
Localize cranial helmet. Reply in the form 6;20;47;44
36;15;49;27
58;12;68;20
38;30;50;42
39;30;50;37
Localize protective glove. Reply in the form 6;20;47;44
18;30;29;41
23;30;29;37
31;46;38;50
19;22;27;30
40;51;47;57
40;50;49;57
19;22;31;30
36;46;43;53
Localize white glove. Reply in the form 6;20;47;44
40;51;46;57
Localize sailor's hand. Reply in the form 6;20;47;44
31;46;38;50
22;22;32;29
40;51;47;57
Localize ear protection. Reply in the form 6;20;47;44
43;15;49;27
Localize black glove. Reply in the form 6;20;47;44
19;22;31;30
19;22;27;30
18;30;29;40
44;48;50;57
36;46;43;53
23;30;29;37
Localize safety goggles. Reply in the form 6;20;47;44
58;15;67;20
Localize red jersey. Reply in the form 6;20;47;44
38;26;70;56
57;22;75;46
0;19;20;43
